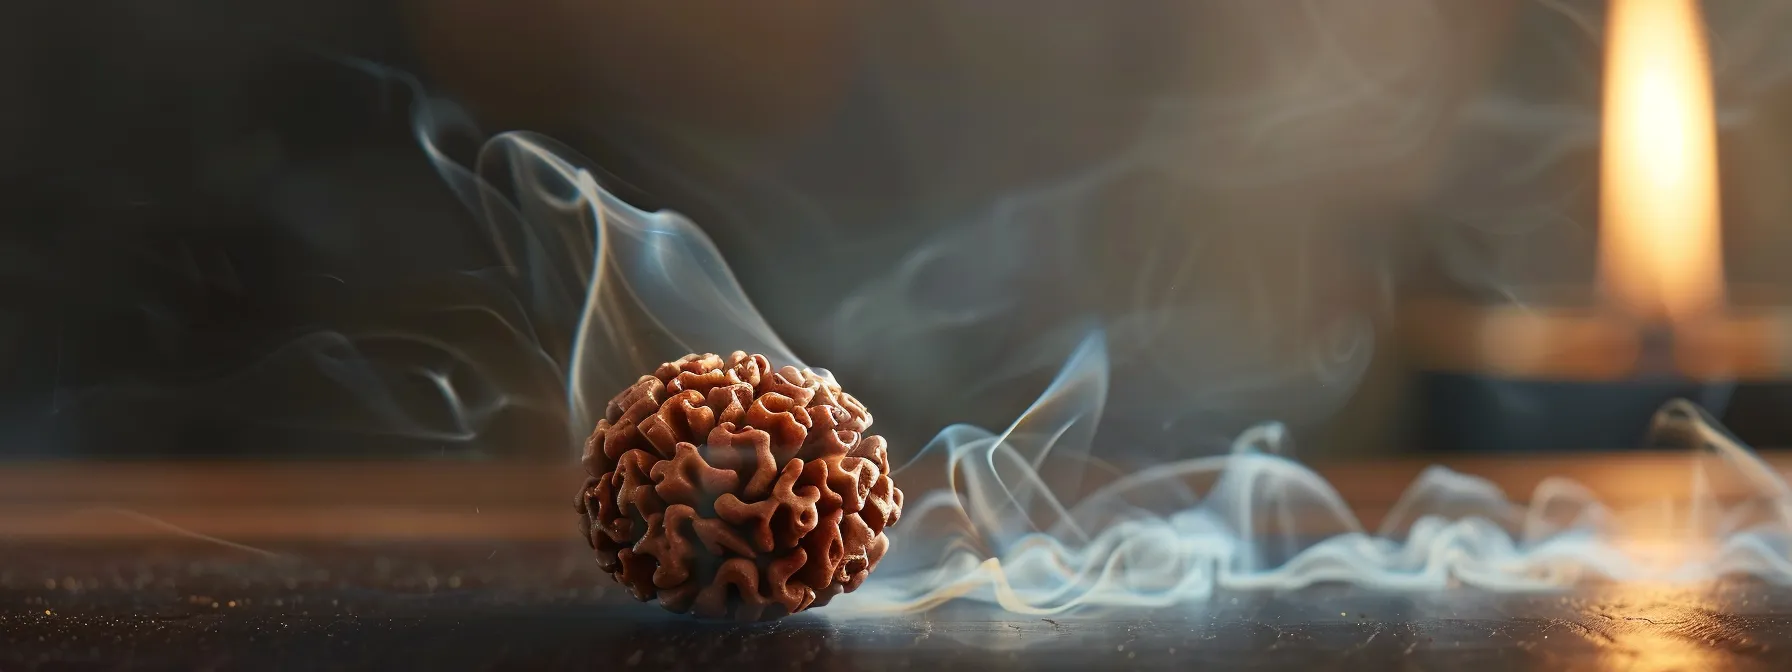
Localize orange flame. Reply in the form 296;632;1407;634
1598;0;1724;326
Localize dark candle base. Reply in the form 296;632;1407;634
1409;372;1744;453
1716;382;1792;448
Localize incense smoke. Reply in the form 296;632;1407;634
363;62;1792;615
370;0;1792;615
16;1;1792;617
835;351;1792;616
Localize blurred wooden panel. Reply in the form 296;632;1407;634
0;454;1787;540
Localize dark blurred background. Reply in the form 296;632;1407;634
7;0;1792;462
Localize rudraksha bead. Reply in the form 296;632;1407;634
575;352;903;620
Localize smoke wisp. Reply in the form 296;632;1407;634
372;71;1792;618
835;352;1792;616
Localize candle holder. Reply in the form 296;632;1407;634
1401;287;1792;452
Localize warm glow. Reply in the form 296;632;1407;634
1599;0;1724;325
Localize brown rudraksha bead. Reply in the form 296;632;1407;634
575;352;904;621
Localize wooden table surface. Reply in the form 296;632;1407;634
6;454;1792;670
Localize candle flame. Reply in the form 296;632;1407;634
1599;0;1724;326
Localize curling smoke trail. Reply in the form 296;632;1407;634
346;62;812;435
361;55;1792;617
831;339;1792;616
